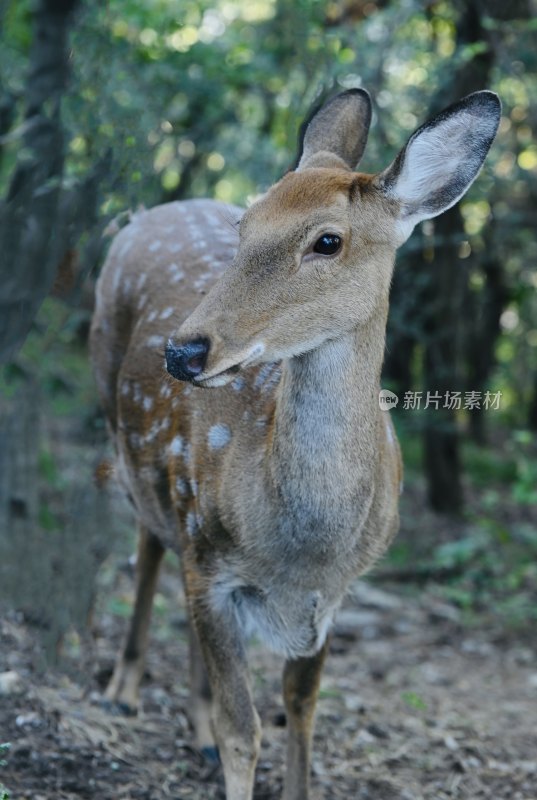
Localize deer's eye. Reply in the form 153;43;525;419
313;234;342;256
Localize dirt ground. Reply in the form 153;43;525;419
1;552;536;800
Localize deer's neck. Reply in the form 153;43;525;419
267;308;387;538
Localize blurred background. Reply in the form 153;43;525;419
0;0;536;656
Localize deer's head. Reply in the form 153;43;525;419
165;89;500;386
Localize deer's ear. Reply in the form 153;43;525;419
376;91;501;240
296;88;372;171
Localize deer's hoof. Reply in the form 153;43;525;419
201;745;220;765
100;698;138;717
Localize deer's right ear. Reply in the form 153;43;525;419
296;88;372;171
375;91;501;241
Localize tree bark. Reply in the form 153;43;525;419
0;0;80;364
420;0;495;512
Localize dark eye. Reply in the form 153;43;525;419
313;234;342;256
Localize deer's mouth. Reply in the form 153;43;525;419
194;342;266;388
195;363;241;388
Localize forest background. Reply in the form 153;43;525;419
0;0;536;666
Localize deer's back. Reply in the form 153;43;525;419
91;200;240;426
90;199;280;548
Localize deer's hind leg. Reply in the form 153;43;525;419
104;523;165;714
282;640;329;800
186;604;221;761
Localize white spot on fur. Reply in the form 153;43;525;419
169;435;184;456
190;478;198;497
232;376;246;392
167;263;185;282
146;335;165;348
159;307;174;320
254;363;274;389
137;293;148;310
168;242;181;253
143;420;160;442
143;396;154;412
147;310;158;322
121;381;130;396
137;273;147;290
159;383;172;398
183;442;192;465
186;511;197;537
208;424;231;450
175;477;189;496
148;240;162;252
194;273;212;291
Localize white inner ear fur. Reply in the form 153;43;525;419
388;109;495;241
395;112;476;205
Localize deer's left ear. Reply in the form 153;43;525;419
296;88;372;171
375;91;501;241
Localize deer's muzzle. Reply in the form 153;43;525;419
165;338;210;382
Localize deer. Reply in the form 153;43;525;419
90;88;500;800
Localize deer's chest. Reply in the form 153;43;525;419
208;560;341;659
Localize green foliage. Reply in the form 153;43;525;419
0;298;96;418
401;691;427;712
463;443;518;486
0;742;8;767
511;430;537;504
0;742;10;800
430;519;537;627
388;424;537;629
106;595;134;618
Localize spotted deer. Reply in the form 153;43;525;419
90;88;500;799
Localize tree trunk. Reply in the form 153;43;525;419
0;0;80;364
465;241;509;443
420;0;494;512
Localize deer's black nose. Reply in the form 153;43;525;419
165;338;210;382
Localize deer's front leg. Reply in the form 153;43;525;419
187;581;261;800
282;640;329;800
104;524;164;714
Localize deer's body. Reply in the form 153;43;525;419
93;196;401;660
90;89;500;800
